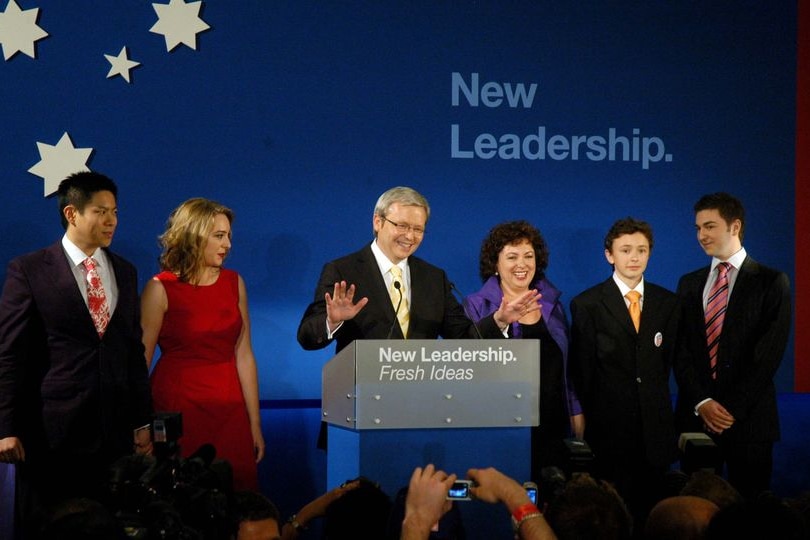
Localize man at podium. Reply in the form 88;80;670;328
297;186;537;352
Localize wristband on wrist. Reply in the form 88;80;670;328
511;503;542;532
286;514;306;533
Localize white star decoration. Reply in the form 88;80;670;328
28;133;93;197
0;0;48;61
104;46;140;83
150;0;210;52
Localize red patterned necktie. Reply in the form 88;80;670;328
83;257;111;337
705;262;731;379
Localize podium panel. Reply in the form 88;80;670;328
322;339;540;429
322;340;540;540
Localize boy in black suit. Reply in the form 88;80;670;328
675;193;791;499
569;217;680;522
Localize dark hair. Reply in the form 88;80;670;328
545;473;633;540
56;172;118;230
694;192;746;242
324;477;392;539
232;490;280;531
479;220;549;282
603;217;653;253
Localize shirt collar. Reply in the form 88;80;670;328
62;235;104;267
711;247;746;273
612;272;645;298
371;239;407;275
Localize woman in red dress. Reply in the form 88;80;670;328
141;198;264;490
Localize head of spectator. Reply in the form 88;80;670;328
39;498;126;540
643;496;719;540
544;473;633;540
323;477;392;539
706;492;808;540
231;490;281;540
679;470;743;510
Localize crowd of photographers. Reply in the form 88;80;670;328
35;445;810;540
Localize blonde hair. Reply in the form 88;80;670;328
158;198;234;283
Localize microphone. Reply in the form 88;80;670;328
450;282;484;340
386;281;403;339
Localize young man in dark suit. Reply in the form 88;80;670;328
569;217;680;522
675;192;791;499
297;186;537;353
0;172;153;534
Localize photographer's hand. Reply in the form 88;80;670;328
402;464;456;540
0;436;24;463
467;467;557;540
281;480;360;539
133;427;153;456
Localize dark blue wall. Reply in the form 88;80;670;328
0;0;797;510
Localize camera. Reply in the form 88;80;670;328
447;480;473;501
523;481;538;505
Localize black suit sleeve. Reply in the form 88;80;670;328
723;271;791;422
673;274;710;414
0;258;38;438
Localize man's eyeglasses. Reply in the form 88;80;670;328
382;216;425;236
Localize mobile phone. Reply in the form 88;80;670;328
523;481;538;505
447;479;472;500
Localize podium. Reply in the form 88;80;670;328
322;339;539;539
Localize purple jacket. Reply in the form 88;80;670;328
464;275;582;417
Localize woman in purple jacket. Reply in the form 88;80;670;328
464;221;583;479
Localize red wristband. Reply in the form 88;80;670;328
511;502;541;523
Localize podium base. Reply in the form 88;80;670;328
327;425;531;539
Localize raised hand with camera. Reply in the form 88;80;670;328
401;464;457;540
467;467;557;540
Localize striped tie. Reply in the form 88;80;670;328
705;262;731;379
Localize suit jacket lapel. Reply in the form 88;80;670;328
357;245;402;336
46;242;98;335
724;255;756;327
600;278;636;337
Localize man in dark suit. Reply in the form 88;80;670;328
569;217;680;522
0;172;153;534
675;192;791;499
298;186;537;352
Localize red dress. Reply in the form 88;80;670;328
150;269;258;490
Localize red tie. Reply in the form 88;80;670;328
705;262;731;379
83;257;111;337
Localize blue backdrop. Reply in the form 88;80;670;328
0;0;798;514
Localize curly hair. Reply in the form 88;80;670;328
478;220;549;282
158;198;234;283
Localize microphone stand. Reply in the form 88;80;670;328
386;281;403;339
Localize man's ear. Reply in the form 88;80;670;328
63;205;77;226
730;218;742;237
